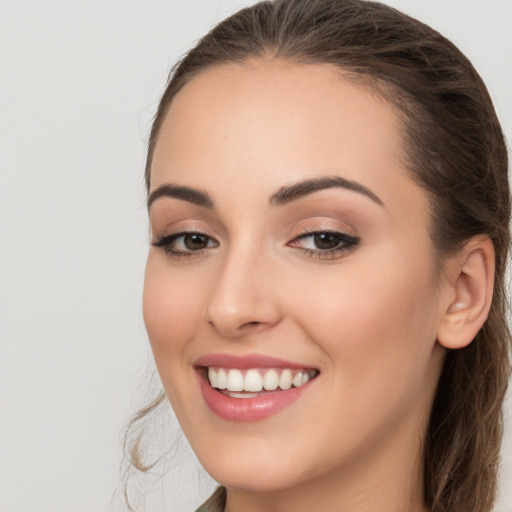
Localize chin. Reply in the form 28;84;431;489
193;437;310;493
205;462;304;493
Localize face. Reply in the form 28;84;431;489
144;61;448;495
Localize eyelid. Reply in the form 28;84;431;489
291;222;358;242
152;230;219;259
288;228;360;259
293;225;347;236
290;227;359;244
151;228;211;244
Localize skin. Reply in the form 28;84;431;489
143;60;466;512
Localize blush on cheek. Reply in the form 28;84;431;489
143;280;196;354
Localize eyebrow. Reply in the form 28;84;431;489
147;184;214;210
269;176;384;207
147;175;384;211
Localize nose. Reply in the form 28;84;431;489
204;245;282;337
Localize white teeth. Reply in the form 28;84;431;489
208;367;218;388
217;368;228;389
207;366;317;393
225;391;259;399
244;369;263;392
263;369;279;390
227;369;244;391
279;369;293;390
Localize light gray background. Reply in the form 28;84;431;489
0;1;511;511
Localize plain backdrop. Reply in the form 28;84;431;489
0;1;511;511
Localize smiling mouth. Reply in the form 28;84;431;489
205;367;320;398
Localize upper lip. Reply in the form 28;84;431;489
194;353;318;370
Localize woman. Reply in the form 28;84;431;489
126;1;511;511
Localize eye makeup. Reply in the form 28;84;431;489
287;228;360;260
152;231;219;259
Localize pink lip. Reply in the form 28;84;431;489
194;353;318;422
194;353;315;370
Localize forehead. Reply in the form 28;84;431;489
150;60;425;220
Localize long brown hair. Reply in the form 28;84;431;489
126;1;511;511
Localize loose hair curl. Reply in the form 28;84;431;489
126;1;511;511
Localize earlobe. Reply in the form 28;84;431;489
437;236;495;350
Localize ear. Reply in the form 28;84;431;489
437;236;495;349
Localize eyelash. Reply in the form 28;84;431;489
152;231;219;259
152;229;360;260
289;229;360;259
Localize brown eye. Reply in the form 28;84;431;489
152;231;219;258
184;233;210;250
288;230;360;259
313;233;343;250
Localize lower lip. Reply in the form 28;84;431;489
197;370;315;422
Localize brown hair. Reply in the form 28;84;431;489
126;1;511;511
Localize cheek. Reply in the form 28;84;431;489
142;256;210;421
292;251;441;402
142;256;204;364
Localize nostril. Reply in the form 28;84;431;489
241;321;260;329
